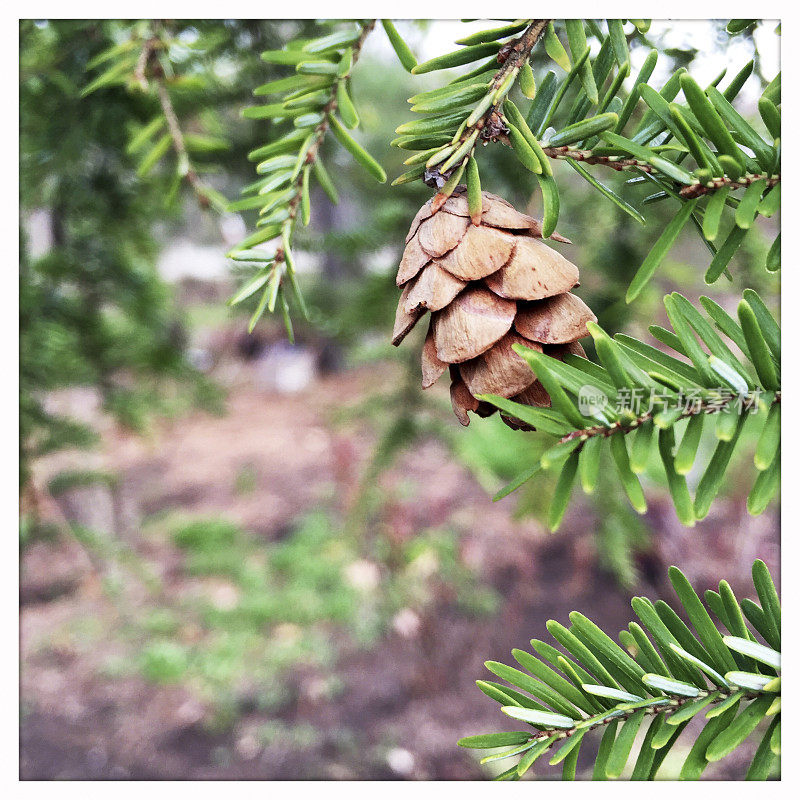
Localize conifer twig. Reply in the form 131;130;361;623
541;145;653;173
679;172;780;198
136;22;214;208
556;392;780;447
273;20;376;267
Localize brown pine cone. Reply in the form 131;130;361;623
392;186;596;429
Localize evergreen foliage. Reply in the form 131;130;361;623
212;20;780;779
19;20;225;489
459;560;780;780
381;18;779;524
387;18;779;297
68;17;781;554
485;289;779;527
81;19;256;211
226;20;385;335
224;19;779;315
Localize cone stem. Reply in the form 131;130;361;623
424;20;551;202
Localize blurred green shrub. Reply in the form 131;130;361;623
173;517;243;555
138;641;191;684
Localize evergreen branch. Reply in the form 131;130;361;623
495;684;762;757
540;155;780;204
484;290;780;526
491;21;779;286
133;34;157;89
460;561;781;781
154;77;213;208
273;21;375;250
228;20;381;334
142;22;223;210
84;21;229;212
557;391;780;446
229;19;780;329
392;20;550;206
393;19;780;266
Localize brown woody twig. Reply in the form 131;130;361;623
542;145;653;173
679;172;780;199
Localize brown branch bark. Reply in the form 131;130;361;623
542;145;653;173
154;80;209;205
679;173;781;199
539;146;781;200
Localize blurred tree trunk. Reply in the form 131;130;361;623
314;191;348;373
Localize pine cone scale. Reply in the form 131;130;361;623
514;379;551;407
459;332;543;398
392;282;425;345
432;287;516;363
421;323;448;388
483;238;579;300
417;212;469;257
440;191;571;242
514;293;596;344
405;203;435;244
396;236;431;285
435;225;516;281
449;375;480;426
404;263;467;314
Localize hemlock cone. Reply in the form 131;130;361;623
392;186;596;428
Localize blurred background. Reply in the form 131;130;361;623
19;19;779;780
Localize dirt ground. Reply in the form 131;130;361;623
20;360;779;780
